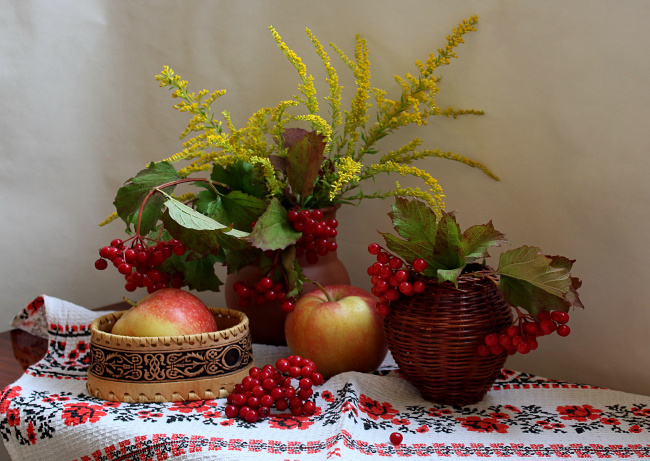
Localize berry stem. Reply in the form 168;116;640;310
135;178;228;236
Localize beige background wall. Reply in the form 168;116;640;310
1;0;649;396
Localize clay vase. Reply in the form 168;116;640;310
225;206;350;345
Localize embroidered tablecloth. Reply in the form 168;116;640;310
1;296;649;460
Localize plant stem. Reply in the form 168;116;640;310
123;296;137;307
135;177;228;236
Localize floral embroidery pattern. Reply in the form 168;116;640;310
3;296;650;458
358;394;399;421
61;402;107;426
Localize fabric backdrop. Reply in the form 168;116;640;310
1;0;649;398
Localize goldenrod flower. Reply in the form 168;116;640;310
118;17;494;220
270;26;318;114
250;156;284;196
329;157;363;200
307;28;343;133
365;162;445;216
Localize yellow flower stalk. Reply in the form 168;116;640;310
106;16;495;228
269;26;318;115
329;157;363;200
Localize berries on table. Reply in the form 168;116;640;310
226;355;323;423
389;432;403;445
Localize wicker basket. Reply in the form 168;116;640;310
87;307;254;403
383;271;512;405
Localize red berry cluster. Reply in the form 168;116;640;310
288;209;339;265
225;355;324;423
95;237;186;293
366;243;428;315
478;310;571;357
233;277;296;312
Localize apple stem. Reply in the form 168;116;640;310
310;280;334;303
123;296;137;307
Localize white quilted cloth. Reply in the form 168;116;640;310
1;296;649;460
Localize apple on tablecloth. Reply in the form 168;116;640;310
111;288;217;337
285;284;388;379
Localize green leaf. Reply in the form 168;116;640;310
548;255;584;311
158;251;223;292
210;162;267;198
437;267;464;286
388;196;438;243
164;195;249;237
212;191;269;232
223;247;262;275
182;254;224;292
284;129;327;199
379;232;439;276
113;162;182;234
462;221;508;261
497;246;572;297
248;198;302;251
497;246;573;315
281;245;303;295
432;212;465;270
161;210;249;257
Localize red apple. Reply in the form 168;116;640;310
111;288;217;337
285;285;387;379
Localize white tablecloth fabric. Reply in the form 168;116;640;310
1;295;649;460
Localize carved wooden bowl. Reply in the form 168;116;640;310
86;307;254;403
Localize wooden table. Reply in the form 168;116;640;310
0;301;129;389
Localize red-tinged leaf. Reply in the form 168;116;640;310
285;130;327;199
497;246;574;315
548;255;584;310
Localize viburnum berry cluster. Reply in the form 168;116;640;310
478;309;571;357
366;243;428;315
224;355;324;423
232;209;339;311
95;236;187;293
288;209;339;264
233;276;296;312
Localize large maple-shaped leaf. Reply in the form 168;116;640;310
284;129;326;199
462;221;508;261
113;162;181;234
548;255;584;310
388;197;438;243
379;231;440;277
497;246;574;314
248;198;302;251
432;212;465;271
